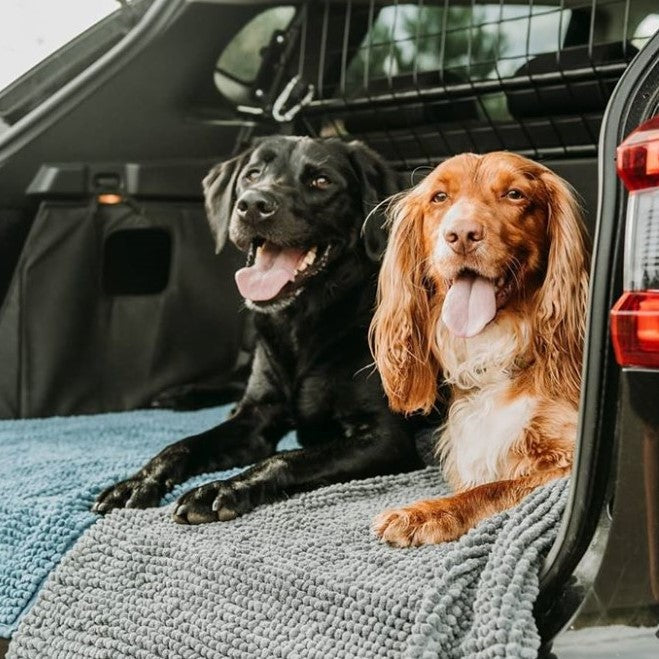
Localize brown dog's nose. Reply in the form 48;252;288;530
443;219;484;254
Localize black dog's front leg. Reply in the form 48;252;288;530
92;403;287;513
173;424;421;524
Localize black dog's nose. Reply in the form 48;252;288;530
235;190;278;222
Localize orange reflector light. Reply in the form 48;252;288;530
610;291;659;368
97;193;123;205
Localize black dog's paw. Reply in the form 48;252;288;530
173;480;257;525
92;476;163;514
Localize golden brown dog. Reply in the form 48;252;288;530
370;152;589;547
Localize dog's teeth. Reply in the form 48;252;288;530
304;248;317;265
294;247;319;276
294;247;319;275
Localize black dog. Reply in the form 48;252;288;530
93;136;423;524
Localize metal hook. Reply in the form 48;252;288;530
271;75;315;123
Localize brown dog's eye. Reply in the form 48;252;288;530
310;176;331;189
432;191;448;203
244;169;260;182
505;189;525;200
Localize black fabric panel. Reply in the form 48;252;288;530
0;200;245;419
0;207;32;308
0;265;21;418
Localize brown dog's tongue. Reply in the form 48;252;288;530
442;273;497;338
235;243;305;302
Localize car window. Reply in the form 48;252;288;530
0;0;153;130
0;0;120;92
215;6;296;85
344;2;659;95
345;3;569;92
632;13;659;50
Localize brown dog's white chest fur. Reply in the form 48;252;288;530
440;385;535;489
436;315;537;490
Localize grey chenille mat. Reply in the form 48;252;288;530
8;468;568;659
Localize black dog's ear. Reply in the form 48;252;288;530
202;150;252;253
346;140;403;261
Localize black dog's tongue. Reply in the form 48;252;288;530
235;243;305;301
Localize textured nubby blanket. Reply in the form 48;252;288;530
0;405;299;636
8;457;569;658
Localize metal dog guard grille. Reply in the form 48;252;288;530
233;0;656;169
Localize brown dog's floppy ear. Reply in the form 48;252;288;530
534;169;590;405
346;140;403;261
202;150;252;253
369;192;441;414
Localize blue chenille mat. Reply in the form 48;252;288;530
0;406;298;637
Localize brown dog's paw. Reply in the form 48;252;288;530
373;499;465;547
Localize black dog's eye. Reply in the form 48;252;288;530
432;191;448;203
309;175;331;190
244;169;261;182
505;189;525;200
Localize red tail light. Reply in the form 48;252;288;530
611;292;659;369
616;116;659;191
610;116;659;369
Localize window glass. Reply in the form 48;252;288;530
345;4;569;91
632;14;659;50
0;0;152;131
215;6;296;84
0;0;121;92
